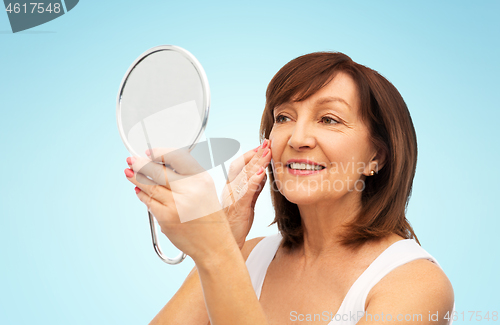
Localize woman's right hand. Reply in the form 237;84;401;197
221;139;272;249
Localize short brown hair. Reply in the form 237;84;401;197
260;52;420;250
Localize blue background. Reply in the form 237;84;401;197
1;1;499;324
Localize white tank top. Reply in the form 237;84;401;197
245;233;455;325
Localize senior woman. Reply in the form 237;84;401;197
124;52;455;325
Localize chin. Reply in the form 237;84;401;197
281;189;324;205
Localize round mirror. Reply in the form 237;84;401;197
116;45;210;265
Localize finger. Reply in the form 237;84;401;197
162;147;206;175
227;140;270;182
125;168;174;206
220;171;249;208
227;148;260;182
247;166;267;198
244;140;272;178
222;141;271;206
225;164;268;208
146;146;207;176
131;157;185;188
135;188;179;225
145;147;176;163
135;172;159;186
250;173;267;209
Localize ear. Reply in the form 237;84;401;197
365;148;387;176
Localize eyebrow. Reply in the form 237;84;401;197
273;96;351;113
315;96;351;109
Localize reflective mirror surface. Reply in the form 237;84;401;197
117;46;209;159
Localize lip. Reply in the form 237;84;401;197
285;159;327;176
286;159;326;167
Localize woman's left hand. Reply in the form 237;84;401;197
124;147;237;263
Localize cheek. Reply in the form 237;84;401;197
269;131;281;159
318;136;368;171
346;133;373;164
269;132;286;175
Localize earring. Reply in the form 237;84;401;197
370;170;375;176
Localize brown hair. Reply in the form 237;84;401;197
260;52;420;250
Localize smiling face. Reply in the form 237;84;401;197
269;71;383;206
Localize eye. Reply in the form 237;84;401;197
275;114;291;124
320;116;339;125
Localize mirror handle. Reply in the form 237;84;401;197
148;210;187;265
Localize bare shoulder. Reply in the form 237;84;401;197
241;237;266;261
360;258;455;325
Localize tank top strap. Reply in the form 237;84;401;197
245;233;282;299
334;238;455;325
337;239;433;312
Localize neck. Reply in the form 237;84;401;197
295;190;363;261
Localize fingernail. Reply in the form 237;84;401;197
262;148;269;157
145;149;151;156
256;166;264;175
253;145;260;152
262;139;268;149
126;157;136;165
124;168;134;178
134;187;141;194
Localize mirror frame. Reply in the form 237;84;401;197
116;45;211;264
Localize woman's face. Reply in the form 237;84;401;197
269;72;382;205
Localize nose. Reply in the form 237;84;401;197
287;120;316;151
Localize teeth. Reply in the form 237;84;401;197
289;162;324;170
